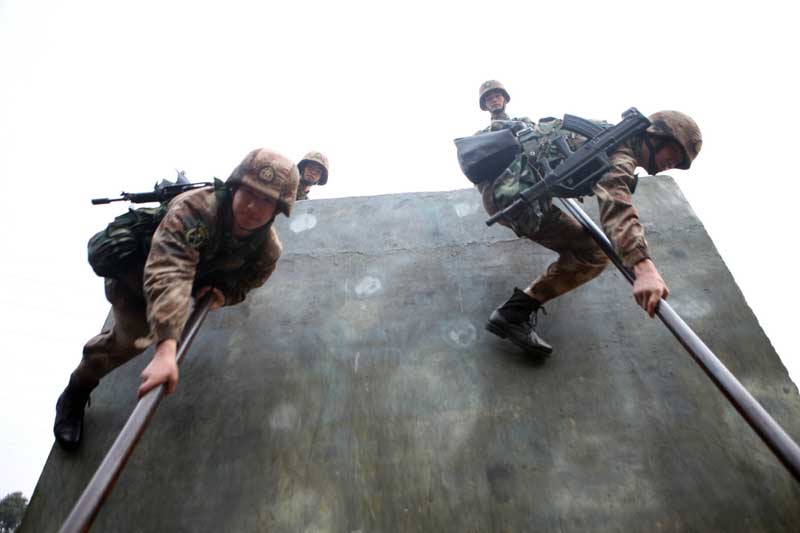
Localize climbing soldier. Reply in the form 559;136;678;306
53;148;300;450
296;151;330;201
472;109;702;357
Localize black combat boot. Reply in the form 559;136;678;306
486;288;553;356
53;378;94;451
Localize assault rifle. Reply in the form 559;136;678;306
91;170;213;205
483;107;651;226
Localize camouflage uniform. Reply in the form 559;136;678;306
54;148;298;449
71;187;285;388
480;132;647;303
60;148;298;417
296;185;311;201
475;81;639;302
296;151;329;201
475;109;701;356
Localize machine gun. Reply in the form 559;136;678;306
471;107;651;226
91;170;213;205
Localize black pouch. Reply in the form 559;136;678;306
87;206;165;278
454;129;521;184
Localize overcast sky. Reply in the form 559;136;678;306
2;0;798;499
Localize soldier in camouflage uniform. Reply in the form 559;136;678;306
53;148;300;450
477;104;703;357
295;151;329;201
477;80;535;132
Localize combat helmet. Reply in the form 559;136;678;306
645;111;702;170
226;148;300;217
479;80;511;111
297;151;329;186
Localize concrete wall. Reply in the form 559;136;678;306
22;181;800;532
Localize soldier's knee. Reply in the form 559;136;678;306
83;331;114;358
83;329;144;361
567;253;608;284
77;346;113;379
585;258;609;279
586;264;608;281
579;248;610;270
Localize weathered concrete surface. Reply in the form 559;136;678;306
22;179;800;532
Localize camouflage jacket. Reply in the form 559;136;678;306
473;111;537;205
143;186;282;343
296;184;311;201
473;114;539;213
476;120;650;269
475;111;535;135
591;140;650;268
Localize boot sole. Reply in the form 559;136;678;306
55;435;81;451
486;322;552;357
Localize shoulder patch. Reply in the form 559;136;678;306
184;224;209;249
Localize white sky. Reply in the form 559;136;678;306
1;0;798;499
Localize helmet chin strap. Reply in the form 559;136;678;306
490;105;506;119
642;135;666;175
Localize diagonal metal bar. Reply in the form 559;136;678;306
59;294;214;533
558;197;800;482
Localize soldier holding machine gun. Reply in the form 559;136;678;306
467;81;702;356
53;148;299;450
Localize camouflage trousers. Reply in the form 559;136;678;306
492;172;609;304
71;272;150;390
520;206;610;303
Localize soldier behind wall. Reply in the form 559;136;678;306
477;79;535;132
296;151;330;201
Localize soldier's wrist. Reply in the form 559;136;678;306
632;257;656;275
154;326;180;347
624;248;651;270
153;339;178;362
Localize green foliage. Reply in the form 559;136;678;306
0;492;28;533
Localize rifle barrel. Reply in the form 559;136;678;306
59;294;215;533
558;197;800;482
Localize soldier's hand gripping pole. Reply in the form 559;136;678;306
58;293;215;533
558;197;800;483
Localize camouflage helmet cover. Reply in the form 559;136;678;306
646;111;702;169
226;148;300;217
479;80;511;111
298;151;330;186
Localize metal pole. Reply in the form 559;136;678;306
59;294;214;533
559;197;800;481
